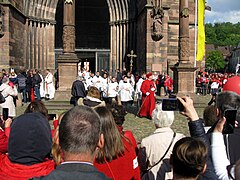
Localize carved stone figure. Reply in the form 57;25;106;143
0;6;4;38
179;37;189;60
63;26;75;53
150;6;164;41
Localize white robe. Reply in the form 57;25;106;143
92;76;103;90
101;78;108;98
45;72;55;99
0;83;18;117
108;82;118;98
118;81;134;102
135;78;144;99
39;73;45;98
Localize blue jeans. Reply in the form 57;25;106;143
18;87;27;103
34;86;41;101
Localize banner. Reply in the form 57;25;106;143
196;0;205;61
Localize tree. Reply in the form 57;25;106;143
205;22;240;47
205;50;225;72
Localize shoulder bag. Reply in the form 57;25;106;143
141;132;176;178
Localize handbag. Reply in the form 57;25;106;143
0;92;5;103
141;132;176;178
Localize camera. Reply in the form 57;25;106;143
223;109;237;134
48;113;57;120
162;98;184;111
2;108;9;120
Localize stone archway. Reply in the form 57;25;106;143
23;0;59;70
22;0;136;73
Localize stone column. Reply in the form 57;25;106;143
57;0;79;98
119;22;123;71
170;0;197;95
109;23;113;73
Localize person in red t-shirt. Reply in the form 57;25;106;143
94;107;140;180
108;104;138;154
164;75;173;96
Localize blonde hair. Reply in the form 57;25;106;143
95;106;125;163
51;112;65;165
87;86;101;99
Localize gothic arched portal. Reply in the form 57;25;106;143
22;0;136;73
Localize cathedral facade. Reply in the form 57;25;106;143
0;0;196;75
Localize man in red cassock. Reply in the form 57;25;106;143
138;72;156;119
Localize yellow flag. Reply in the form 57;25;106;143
197;0;205;61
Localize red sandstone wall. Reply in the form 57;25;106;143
9;0;24;12
136;0;196;73
0;4;25;71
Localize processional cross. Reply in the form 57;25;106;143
127;50;137;72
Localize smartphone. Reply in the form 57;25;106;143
48;113;57;120
0;118;4;129
162;98;184;111
2;108;9;120
223;109;237;134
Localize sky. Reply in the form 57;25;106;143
205;0;240;24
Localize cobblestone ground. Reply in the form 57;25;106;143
16;94;212;143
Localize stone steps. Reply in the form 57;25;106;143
42;99;73;111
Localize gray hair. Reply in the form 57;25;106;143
2;77;9;84
152;103;174;128
59;106;101;154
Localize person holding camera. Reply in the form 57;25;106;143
138;103;184;180
208;91;240;180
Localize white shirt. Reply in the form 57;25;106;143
108;82;118;97
101;78;108;97
211;81;219;89
211;133;230;180
118;81;134;102
92;76;103;90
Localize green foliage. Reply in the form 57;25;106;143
205;22;240;47
206;50;225;72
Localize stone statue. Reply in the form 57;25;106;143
0;6;4;38
150;6;164;41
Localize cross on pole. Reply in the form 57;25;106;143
127;50;137;72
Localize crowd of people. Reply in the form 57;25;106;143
71;68;175;119
195;71;236;96
0;68;56;105
0;66;240;179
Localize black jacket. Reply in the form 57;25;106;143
188;119;218;180
71;80;86;98
33;73;42;87
33;163;110;180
